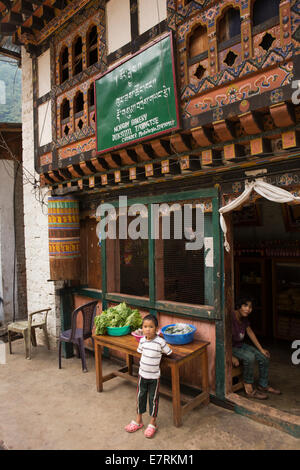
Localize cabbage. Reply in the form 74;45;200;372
94;303;143;335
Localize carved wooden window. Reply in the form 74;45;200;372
61;99;70;120
253;0;280;27
73;36;83;76
87;25;98;67
189;25;208;60
88;83;95;108
60;46;69;84
74;91;84;115
218;7;241;45
61;98;70;136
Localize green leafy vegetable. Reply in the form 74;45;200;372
94;302;143;335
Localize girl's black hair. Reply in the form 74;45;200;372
142;314;158;328
235;296;254;310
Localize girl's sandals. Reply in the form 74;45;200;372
245;389;268;400
257;385;281;395
125;420;144;433
144;424;157;438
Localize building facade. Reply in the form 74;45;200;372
1;0;299;434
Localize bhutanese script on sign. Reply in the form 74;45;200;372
95;33;179;154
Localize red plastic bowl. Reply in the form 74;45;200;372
131;329;162;342
131;330;144;342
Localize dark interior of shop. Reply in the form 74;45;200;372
233;198;300;415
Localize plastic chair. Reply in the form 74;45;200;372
7;308;51;360
58;300;98;372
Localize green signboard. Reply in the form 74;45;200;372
95;33;179;154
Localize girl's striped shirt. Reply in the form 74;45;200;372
137;335;172;379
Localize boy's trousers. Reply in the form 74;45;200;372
136;376;160;417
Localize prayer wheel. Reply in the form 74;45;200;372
48;196;81;280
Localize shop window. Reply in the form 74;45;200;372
189;24;208;60
253;0;280;28
60;46;69;84
119;235;149;297
156;208;205;305
74;91;84;115
88;83;95;108
106;212;149;297
61;98;70;121
87;25;98;67
80;217;102;289
218;7;241;45
73;36;83;76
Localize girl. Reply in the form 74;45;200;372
232;297;281;399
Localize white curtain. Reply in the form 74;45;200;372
219;180;300;252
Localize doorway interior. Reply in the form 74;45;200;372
232;197;300;416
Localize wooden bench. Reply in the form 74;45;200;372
232;364;244;392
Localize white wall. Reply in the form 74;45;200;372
37;49;51;98
0;160;16;322
22;48;59;347
38;100;52;147
138;0;167;34
106;0;131;54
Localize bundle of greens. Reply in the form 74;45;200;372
94;302;143;335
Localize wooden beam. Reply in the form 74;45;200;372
0;23;16;33
213;120;235;142
0;0;12;10
170;134;191;153
191;126;213;147
0;46;21;60
270;102;295;128
19;0;33;17
53;0;68;9
8;11;23;25
30;15;45;31
239;112;263;135
41;5;55;21
150;139;171;158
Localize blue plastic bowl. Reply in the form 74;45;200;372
107;325;130;336
161;324;196;345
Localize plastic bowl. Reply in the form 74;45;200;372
131;330;144;342
107;325;130;336
161;324;196;345
131;329;162;342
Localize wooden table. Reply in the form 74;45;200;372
92;334;210;427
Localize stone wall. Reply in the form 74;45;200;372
21;48;60;348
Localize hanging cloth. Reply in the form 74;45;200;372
219;179;300;252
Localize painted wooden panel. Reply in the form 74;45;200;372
38;49;51;98
106;0;131;54
38;100;52;147
138;0;167;35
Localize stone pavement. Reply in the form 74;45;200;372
0;339;299;450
